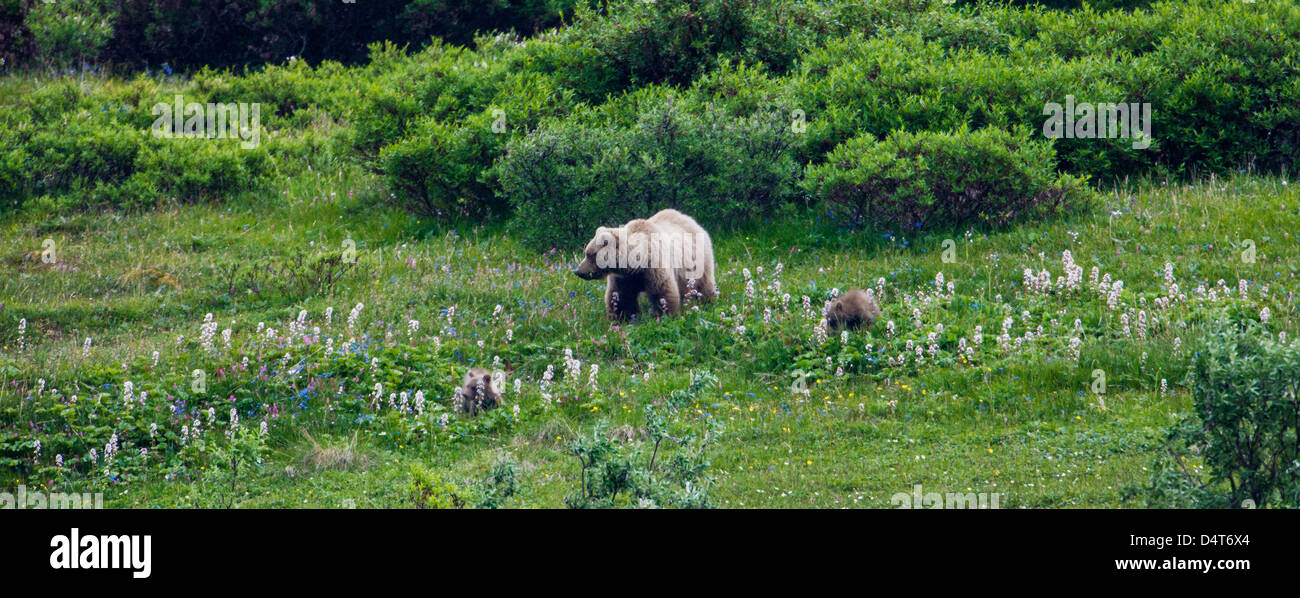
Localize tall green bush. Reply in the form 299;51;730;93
378;66;577;218
803;126;1091;232
499;96;802;249
25;0;116;69
1148;320;1300;508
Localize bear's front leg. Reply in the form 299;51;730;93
606;275;642;321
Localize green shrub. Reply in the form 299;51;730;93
982;0;1156;10
1123;0;1300;174
189;424;268;509
135;138;268;204
901;4;1015;54
565;0;756;89
476;457;520;509
22;78;86;123
380;113;506;219
190;60;354;131
500;95;802;250
375;42;579;218
1147;320;1300;508
982;2;1177;60
791;32;1133;174
565;370;722;509
406;465;466;509
353;85;420;158
25;119;141;192
793;1;1300;178
25;0;115;69
0;71;284;209
0;146;30;209
803;126;1090;232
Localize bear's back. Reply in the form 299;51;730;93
649;208;707;237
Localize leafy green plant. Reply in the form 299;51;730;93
26;0;116;69
565;370;722;509
476;456;519;509
190;424;269;509
379;65;575;218
1147;319;1300;508
501;96;801;249
406;464;466;509
803;126;1092;232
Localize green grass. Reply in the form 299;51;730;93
2;157;1295;507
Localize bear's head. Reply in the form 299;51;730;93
574;220;668;280
574;226;620;280
826;300;850;323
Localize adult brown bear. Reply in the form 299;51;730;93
573;209;718;320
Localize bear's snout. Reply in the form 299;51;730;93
574;259;600;280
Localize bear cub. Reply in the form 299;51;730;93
825;289;881;331
455;367;503;416
573;208;717;320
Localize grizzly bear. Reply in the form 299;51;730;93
573;209;717;320
455;367;503;416
825;289;881;331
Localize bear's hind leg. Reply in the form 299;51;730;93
694;262;718;302
647;271;681;317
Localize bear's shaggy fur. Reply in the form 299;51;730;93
573;209;717;320
455;367;503;416
825;289;881;331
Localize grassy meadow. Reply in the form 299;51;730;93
4;162;1295;507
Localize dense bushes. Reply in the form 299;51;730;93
25;0;115;70
375;48;580;218
379;0;1299;247
6;123;268;209
6;0;1300;241
565;0;806;88
0;74;276;210
499;96;802;249
804;127;1090;232
362;0;826;222
1148;321;1300;508
1126;2;1300;173
17;0;579;70
954;0;1156;10
363;0;946;230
